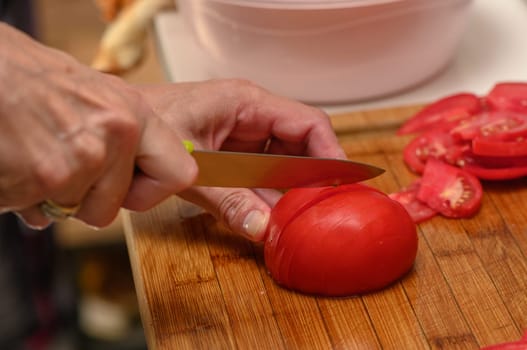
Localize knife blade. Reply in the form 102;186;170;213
189;149;384;189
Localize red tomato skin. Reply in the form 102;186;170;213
461;151;527;180
264;184;418;296
472;136;527;157
389;181;438;224
462;163;527;181
398;93;482;135
264;185;368;275
486;82;527;113
264;184;385;275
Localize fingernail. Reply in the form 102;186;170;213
243;210;269;240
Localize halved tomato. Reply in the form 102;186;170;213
486;82;527;113
417;159;482;218
264;184;417;296
389;181;437;223
398;93;483;135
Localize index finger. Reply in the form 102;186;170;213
223;83;346;159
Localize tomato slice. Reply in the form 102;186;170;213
450;110;527;141
472;136;527;157
486;82;527;113
417;159;482;218
460;151;527;180
397;93;483;135
389;181;437;223
403;131;469;173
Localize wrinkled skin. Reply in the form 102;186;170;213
139;81;346;240
0;23;345;241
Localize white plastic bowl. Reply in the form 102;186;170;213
177;0;474;104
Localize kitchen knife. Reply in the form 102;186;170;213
186;145;385;189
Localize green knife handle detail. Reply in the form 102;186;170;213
183;140;194;153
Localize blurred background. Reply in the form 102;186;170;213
1;0;164;349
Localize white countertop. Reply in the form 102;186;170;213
154;0;527;114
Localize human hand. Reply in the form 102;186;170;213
139;79;346;241
0;23;197;229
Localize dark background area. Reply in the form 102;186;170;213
1;0;167;348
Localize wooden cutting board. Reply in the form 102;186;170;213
123;105;527;350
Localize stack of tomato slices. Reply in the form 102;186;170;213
389;82;527;223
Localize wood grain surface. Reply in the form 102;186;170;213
123;105;527;349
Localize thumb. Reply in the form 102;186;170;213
180;187;272;242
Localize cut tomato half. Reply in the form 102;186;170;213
417;159;482;218
264;184;418;296
398;93;483;135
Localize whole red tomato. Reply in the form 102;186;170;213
264;184;418;296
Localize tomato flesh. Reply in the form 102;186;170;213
388;181;437;223
417;159;482;218
450;111;527;141
403;131;469;173
398;93;482;135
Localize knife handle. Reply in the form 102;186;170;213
183;140;194;153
